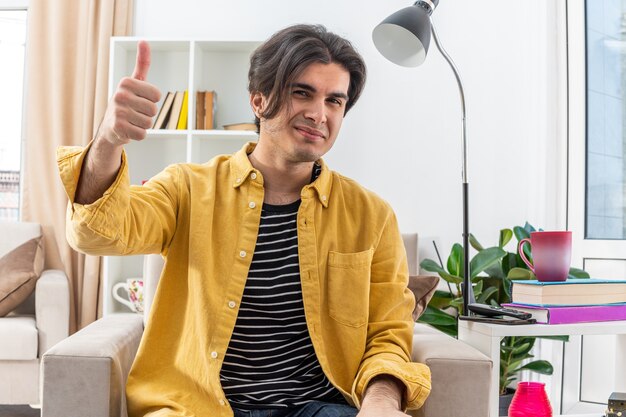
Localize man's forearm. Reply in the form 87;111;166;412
361;375;405;410
75;137;123;205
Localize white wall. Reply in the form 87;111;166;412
134;0;568;265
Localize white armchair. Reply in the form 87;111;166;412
0;221;70;405
42;234;491;417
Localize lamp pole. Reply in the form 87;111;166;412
429;22;475;314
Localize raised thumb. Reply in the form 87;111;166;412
132;40;151;81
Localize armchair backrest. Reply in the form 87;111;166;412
141;233;419;326
1;221;41;257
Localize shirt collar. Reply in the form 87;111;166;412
230;142;332;208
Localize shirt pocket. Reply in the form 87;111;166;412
327;249;373;327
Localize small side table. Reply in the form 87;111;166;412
458;319;626;417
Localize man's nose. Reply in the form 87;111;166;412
304;100;327;125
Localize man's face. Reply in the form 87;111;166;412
252;62;351;164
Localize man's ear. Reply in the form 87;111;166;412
250;92;266;118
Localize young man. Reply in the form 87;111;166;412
58;25;431;417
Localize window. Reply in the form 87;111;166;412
0;8;27;221
585;0;625;239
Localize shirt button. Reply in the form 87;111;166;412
236;178;241;183
239;250;247;258
250;172;257;180
211;351;218;359
249;201;256;209
219;399;226;406
321;195;327;201
228;301;236;308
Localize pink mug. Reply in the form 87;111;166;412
518;231;572;282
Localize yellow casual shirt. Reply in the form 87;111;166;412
57;141;431;417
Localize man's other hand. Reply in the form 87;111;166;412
98;40;162;147
358;375;410;417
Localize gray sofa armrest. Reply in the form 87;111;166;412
36;269;70;356
41;313;143;417
410;323;492;417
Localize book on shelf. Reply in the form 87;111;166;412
176;90;189;130
153;92;174;129
195;91;205;130
511;278;626;306
166;91;185;130
223;122;258;132
204;91;217;130
502;302;626;324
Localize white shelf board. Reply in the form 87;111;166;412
458;319;626;337
191;129;258;138
146;129;188;138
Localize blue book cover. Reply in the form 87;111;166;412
510;279;626;306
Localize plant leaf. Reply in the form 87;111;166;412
513;226;531;242
421;259;464;284
418;306;457;326
470;233;484;251
470;247;506;278
449;297;464;313
524;222;537;234
511;342;532;355
447;243;464;277
477;287;498;304
511;360;554;375
421;259;446;275
499;229;513;248
568;267;590;279
484;263;505;279
507;267;535;280
429;292;454;310
539;335;570;342
501;253;517;277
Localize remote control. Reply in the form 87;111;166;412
467;303;533;320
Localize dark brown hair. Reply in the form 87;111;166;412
248;24;367;128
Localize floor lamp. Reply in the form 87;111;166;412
372;1;536;323
372;0;475;316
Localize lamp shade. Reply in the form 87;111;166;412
372;4;433;67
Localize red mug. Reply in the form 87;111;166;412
518;231;572;282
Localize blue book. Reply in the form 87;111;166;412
511;278;626;306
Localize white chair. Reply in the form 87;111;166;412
0;221;70;405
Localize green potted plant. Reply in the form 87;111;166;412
418;222;588;407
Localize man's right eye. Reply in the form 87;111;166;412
293;90;308;97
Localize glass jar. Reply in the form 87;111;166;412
508;381;552;417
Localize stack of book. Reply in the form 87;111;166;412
153;91;189;130
503;278;626;324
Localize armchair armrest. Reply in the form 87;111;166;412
36;269;70;356
410;323;492;417
41;313;143;417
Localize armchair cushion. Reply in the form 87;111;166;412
0;315;38;359
0;237;44;317
408;275;439;321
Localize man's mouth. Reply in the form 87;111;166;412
294;125;326;140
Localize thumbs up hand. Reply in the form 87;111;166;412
98;41;162;147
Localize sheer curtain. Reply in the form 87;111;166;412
22;0;134;332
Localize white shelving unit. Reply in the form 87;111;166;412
103;38;261;315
